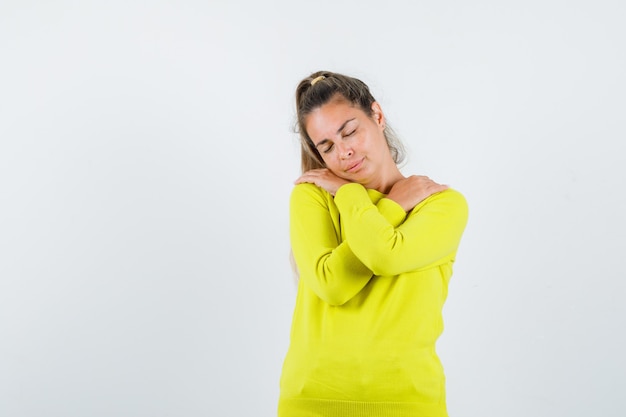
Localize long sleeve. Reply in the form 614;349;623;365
290;184;370;306
290;183;407;306
333;183;469;276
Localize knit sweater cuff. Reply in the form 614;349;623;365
376;197;407;227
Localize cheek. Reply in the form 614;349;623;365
372;133;389;152
320;155;345;176
321;154;339;170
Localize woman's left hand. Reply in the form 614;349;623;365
295;168;350;196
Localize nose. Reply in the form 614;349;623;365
338;144;353;159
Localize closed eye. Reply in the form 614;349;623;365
322;143;334;153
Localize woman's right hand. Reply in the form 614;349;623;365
294;168;351;196
386;175;448;212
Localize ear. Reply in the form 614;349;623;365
371;101;386;129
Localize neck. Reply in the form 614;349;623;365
365;165;405;194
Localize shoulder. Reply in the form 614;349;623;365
438;188;468;206
290;183;334;207
411;188;469;217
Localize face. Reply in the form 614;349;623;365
305;96;394;187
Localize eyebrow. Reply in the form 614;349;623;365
314;118;356;148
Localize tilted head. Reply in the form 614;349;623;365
295;71;405;173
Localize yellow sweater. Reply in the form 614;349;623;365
279;182;469;417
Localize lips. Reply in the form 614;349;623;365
345;158;364;173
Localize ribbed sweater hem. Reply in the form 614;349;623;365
278;397;447;417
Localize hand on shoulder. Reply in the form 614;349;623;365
294;168;351;196
386;175;449;212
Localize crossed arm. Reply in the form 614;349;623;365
290;179;468;306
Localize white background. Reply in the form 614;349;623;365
1;1;625;416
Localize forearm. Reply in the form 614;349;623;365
334;183;469;276
290;183;373;305
291;238;373;306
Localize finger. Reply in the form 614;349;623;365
303;168;329;176
294;174;315;184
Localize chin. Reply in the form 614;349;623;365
335;172;352;181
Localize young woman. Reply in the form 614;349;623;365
278;71;469;417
